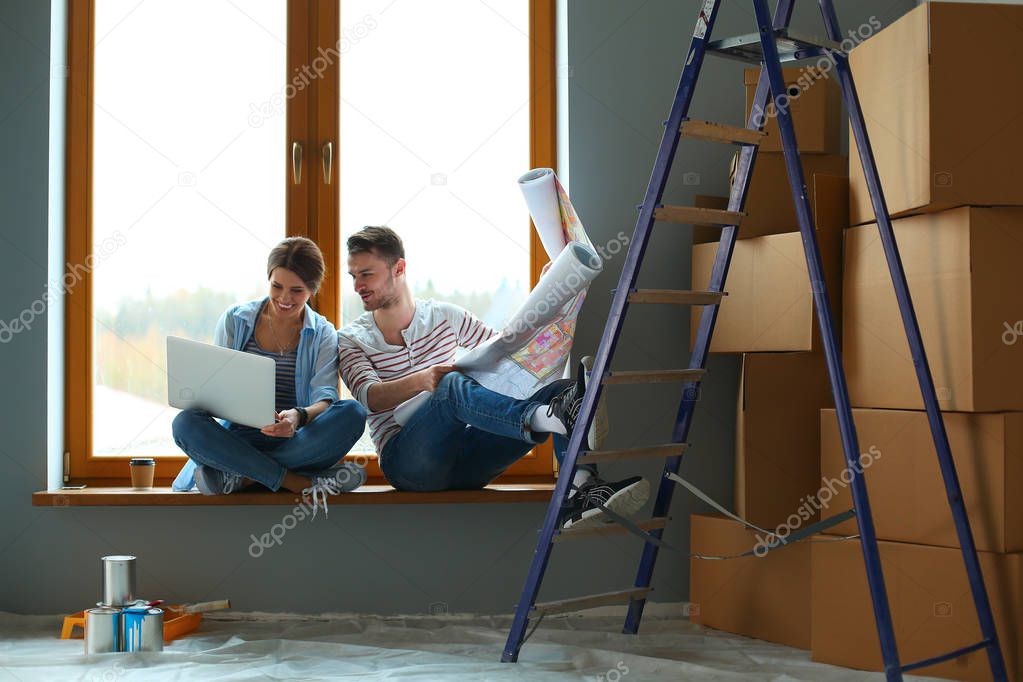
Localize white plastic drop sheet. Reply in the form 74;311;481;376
0;609;939;681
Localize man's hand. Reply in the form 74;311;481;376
540;261;552;277
419;363;456;392
261;409;300;438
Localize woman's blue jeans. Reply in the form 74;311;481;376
380;371;586;492
171;399;367;491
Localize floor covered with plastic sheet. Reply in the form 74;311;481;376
0;607;941;681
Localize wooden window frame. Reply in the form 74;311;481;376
65;0;557;486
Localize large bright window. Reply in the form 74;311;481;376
66;0;556;483
338;1;532;453
90;0;287;458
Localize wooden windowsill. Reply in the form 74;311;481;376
33;484;557;507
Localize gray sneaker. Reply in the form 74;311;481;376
301;462;367;519
194;465;244;495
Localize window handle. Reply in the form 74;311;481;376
292;141;303;185
322;141;333;185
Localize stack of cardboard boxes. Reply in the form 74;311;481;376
813;3;1023;681
688;5;1023;677
686;67;846;650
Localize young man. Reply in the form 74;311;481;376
337;226;649;528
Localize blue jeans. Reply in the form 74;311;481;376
171;399;367;491
380;371;588;492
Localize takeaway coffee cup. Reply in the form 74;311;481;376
129;458;155;489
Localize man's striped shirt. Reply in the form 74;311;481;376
337;299;496;453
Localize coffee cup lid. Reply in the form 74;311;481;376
129;458;156;466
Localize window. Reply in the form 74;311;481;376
66;0;556;484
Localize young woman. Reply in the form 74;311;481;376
171;237;366;515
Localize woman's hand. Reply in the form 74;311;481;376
540;261;552;277
261;409;300;438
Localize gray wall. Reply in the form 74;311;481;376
0;0;912;616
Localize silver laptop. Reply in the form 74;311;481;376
166;335;276;429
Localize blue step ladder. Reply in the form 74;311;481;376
501;1;1009;680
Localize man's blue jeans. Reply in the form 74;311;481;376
171;399;367;491
380;371;588;492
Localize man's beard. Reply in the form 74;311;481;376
366;276;399;310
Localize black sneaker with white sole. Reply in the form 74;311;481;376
558;476;650;530
546;358;609;448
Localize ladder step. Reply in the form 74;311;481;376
553;517;669;543
532;588;651;617
603;369;705;385
654;205;744;227
628;289;724;305
680;119;765;146
579;443;688;464
707;28;844;64
899;640;993;673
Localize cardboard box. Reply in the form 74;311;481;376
744;67;841;155
691;175;846;353
848;2;1023;225
734;353;833;529
844;207;1023;412
739;152;847;239
690;513;811;649
821;408;1023;553
812;538;1023;681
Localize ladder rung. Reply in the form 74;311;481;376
603;369;705;385
553;517;669;543
899;640;993;673
654;205;744;227
680;119;765;146
579;443;688;464
531;588;651;617
628;289;724;305
707;28;844;64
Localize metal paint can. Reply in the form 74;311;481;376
122;606;164;652
101;555;136;606
84;607;121;654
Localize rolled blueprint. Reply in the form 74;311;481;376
456;241;602;398
397;168;600;418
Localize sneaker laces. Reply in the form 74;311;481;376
302;479;342;520
222;473;243;495
546;384;581;426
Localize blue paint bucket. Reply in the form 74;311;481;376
122;606;164;652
